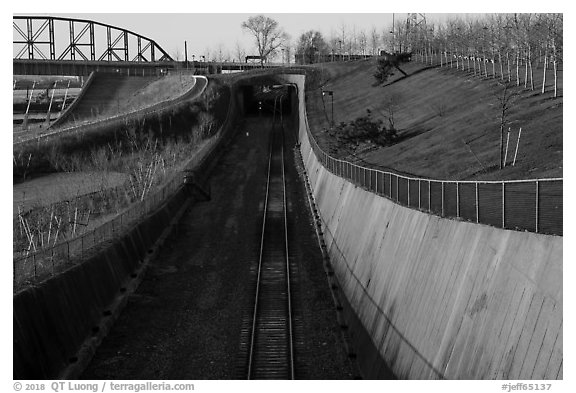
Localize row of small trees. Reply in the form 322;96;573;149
407;14;562;96
236;13;562;75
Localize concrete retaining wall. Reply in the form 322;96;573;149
289;73;563;380
49;71;96;129
13;188;187;379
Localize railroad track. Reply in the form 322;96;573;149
246;93;295;380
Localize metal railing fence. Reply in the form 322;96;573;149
303;115;562;237
13;172;182;286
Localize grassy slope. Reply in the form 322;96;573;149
121;74;197;113
306;59;562;181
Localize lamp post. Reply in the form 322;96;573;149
322;90;334;128
281;48;285;66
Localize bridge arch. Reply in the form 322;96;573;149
13;15;173;63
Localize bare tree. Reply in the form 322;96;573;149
435;23;447;66
537;13;562;97
223;49;232;62
383;93;403;130
172;49;182;62
494;81;519;169
358;29;368;58
339;22;347;57
370;26;380;55
241;15;288;65
328;29;340;60
350;25;358;57
235;41;246;63
550;14;563;98
296;30;328;64
283;40;293;64
396;20;410;53
509;14;524;86
517;14;536;90
203;47;211;63
537;14;551;94
382;25;393;52
216;43;226;62
419;13;561;96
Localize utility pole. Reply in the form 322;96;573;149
323;90;334;127
185;41;188;69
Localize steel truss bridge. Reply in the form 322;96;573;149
13;15;278;76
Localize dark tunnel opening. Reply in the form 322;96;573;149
242;84;294;117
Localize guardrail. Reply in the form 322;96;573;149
303;106;562;237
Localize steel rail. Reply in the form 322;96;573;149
247;92;294;379
280;94;295;380
247;117;274;379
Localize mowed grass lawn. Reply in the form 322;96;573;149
306;58;562;181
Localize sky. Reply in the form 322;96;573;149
11;12;458;62
10;1;540;63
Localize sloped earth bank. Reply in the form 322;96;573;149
307;59;562;181
81;117;359;379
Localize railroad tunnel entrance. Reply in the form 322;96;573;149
241;84;294;117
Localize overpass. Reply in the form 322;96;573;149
13;58;282;76
13;15;281;76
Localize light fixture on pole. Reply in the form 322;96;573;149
322;89;334;128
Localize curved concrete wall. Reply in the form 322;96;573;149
13;189;187;379
49;71;96;129
286;73;563;380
